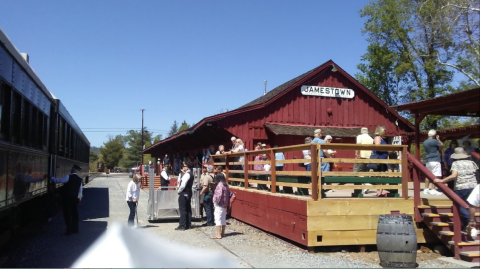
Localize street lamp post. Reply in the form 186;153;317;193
141;109;145;171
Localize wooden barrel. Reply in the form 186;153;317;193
376;215;417;268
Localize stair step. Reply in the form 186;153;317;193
430;222;453;227
459;251;480;258
439;231;454;236
448;240;480;246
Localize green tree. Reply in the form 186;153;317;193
178;120;190;132
168;120;179;137
122;128;152;168
153;134;162;144
358;0;456;129
89;150;99;163
100;135;124;169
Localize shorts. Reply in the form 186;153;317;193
467;184;479;207
214;204;227;226
426;162;442;177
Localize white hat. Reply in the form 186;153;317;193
450;147;469;159
324;135;332;140
427;129;436;137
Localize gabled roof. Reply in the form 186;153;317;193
145;60;414;153
393;87;480;117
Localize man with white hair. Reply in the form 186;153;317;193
423;129;444;195
230;136;237;150
311;129;330;172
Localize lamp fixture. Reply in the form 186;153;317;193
331;64;338;72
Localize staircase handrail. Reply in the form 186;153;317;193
407;152;469;208
408;152;467;259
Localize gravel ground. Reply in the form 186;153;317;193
0;173;470;268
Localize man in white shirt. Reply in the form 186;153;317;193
176;163;193;230
160;167;170;190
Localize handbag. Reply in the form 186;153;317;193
367;153;380;171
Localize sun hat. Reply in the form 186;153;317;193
450;147;469;159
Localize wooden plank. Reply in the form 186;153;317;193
276;171;311;176
323;172;402;177
307;199;415;216
228;177;245;182
322;184;402;190
324;177;402;184
307;227;429;246
308;215;381;231
232;188;308;214
329;158;401;164
317;143;406;151
229;186;311;201
420;199;453;206
276;182;311;188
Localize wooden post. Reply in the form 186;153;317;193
452;204;461;259
311;144;318;201
243;152;248;189
401;146;408;199
270;149;276;194
225;155;230;185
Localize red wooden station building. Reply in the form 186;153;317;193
145;60;413;162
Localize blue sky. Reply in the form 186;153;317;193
0;0;370;147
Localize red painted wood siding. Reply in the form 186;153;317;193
217;72;410;151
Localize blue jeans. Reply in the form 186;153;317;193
127;201;136;227
455;188;474;230
321;162;330;172
305;163;311;171
203;193;214;225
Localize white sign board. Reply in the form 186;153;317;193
301;85;355;99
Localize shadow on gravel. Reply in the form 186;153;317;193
135;225;159;229
1;187;110;268
80;187;109;220
224;232;244;238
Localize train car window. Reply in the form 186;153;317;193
22;100;31;147
42;113;48;150
0;83;12;141
11;91;22;144
58;118;63;154
31;107;38;147
36;110;44;150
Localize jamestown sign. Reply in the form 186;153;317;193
301;85;355;99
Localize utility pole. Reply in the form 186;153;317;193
141;109;145;166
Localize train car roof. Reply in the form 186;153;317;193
0;27;89;146
0;27;55;100
56;99;90;145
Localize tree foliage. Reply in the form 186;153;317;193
122;128;153;168
168;120;179;137
89;150;99;163
100;135;124;169
178;120;190;132
356;0;479;130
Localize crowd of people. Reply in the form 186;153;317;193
129;127;479;236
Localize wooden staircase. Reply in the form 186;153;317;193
419;205;480;263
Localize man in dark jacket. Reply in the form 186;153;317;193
175;163;193;231
51;164;83;235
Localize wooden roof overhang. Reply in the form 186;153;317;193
144;122;234;156
393;87;480;117
393;87;480;159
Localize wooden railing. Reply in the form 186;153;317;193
408;153;469;258
211;143;408;201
